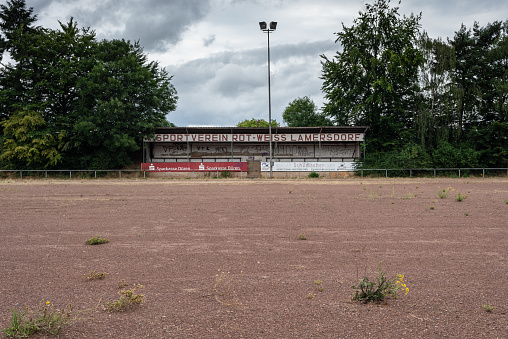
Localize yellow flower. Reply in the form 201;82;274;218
396;281;400;284
46;301;51;305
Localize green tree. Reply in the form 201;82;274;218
282;96;332;127
415;32;457;148
0;0;39;121
0;109;65;168
450;21;507;166
0;0;38;60
68;39;177;169
236;118;279;127
321;0;423;151
0;1;178;169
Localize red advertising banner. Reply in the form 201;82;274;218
141;162;247;172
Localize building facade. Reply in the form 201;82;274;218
143;126;368;177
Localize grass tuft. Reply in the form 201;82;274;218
85;235;109;245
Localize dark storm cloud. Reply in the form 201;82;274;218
30;0;211;51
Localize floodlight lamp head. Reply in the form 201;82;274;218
259;21;267;30
270;21;277;30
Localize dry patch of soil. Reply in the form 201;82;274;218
0;178;507;338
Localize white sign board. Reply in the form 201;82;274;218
149;133;364;142
261;162;357;172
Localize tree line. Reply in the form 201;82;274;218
286;0;507;168
0;0;177;170
1;0;506;170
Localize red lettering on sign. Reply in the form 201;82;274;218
348;134;354;141
163;134;169;141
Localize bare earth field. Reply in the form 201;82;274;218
0;177;507;338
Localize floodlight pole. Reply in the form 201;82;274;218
259;21;277;178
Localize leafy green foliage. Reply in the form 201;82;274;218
321;0;507;168
0;109;65;168
236;118;279;127
104;287;144;312
358;141;481;170
321;0;423;151
352;265;408;303
1;301;72;337
85;235;109;245
0;2;177;170
282;96;332;127
308;171;319;178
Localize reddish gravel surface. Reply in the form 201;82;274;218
0;177;507;338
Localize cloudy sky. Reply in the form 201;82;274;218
28;0;507;127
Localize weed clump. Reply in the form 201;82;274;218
351;264;408;303
104;286;144;312
308;172;319;178
455;191;467;201
2;300;72;337
483;304;495;313
437;187;453;199
83;269;107;281
85;235;109;245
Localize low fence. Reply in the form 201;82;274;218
0;169;243;179
0;167;507;179
356;167;508;178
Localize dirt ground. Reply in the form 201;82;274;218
0;177;507;338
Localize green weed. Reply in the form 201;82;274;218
455;191;467;202
83;269;107;281
308;172;319;178
351;264;408;303
314;280;323;292
2;300;72;337
483;304;495;313
85;235;109;245
437;187;454;199
104;285;144;312
297;234;307;240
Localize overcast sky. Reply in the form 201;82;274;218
27;0;507;127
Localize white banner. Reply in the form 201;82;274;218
149;133;364;143
261;162;357;172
